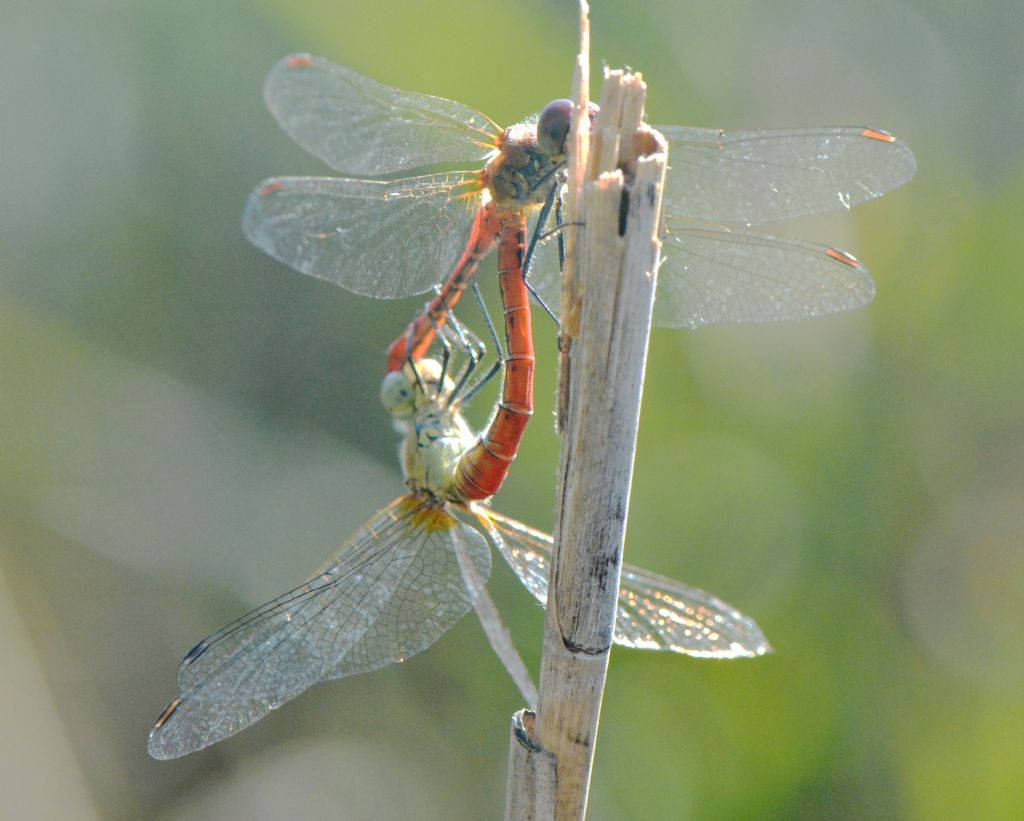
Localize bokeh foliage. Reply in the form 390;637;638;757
2;1;1022;818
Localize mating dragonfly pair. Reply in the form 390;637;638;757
148;54;915;759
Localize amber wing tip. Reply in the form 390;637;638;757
861;127;896;143
825;247;861;268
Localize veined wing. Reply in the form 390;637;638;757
242;173;483;298
519;213;874;329
655;216;875;328
148;497;491;759
477;508;770;658
264;54;502;176
659;125;916;227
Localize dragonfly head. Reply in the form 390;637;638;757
381;359;451;422
537;99;599;158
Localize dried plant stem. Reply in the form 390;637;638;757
504;3;668;816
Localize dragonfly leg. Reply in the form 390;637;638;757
521;182;561;326
434;304;480;405
454;281;501;407
424;295;453;397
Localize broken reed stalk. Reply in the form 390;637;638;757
504;15;668;820
538;70;666;821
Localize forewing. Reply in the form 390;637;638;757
243;173;483;298
659;125;916;226
264;54;501;176
479;509;769;658
147;498;491;759
655;217;875;328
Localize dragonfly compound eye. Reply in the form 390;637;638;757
537;99;573;157
380;371;414;416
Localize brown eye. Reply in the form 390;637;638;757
537;100;601;156
537;99;573;157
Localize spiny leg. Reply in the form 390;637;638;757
522;179;561;324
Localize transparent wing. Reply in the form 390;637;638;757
658;125;916;226
477;508;770;658
655;216;875;328
147;497;491;759
264;54;502;176
522;191;876;330
242;173;484;298
614;565;771;658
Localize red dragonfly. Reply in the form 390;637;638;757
244;55;915;499
148;322;768;760
243;53;916;348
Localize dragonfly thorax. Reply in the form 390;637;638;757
484;121;566;208
401;405;475;499
382;362;476;500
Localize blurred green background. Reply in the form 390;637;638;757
2;0;1022;818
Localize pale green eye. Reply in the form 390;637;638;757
380;371;415;415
